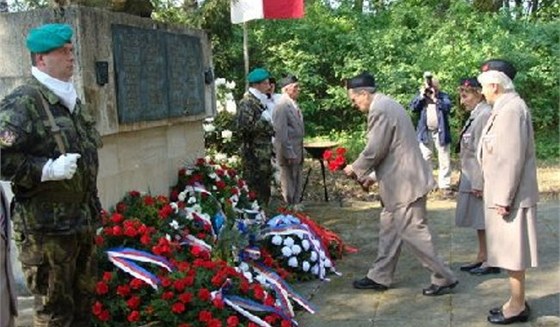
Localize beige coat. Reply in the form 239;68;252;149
478;92;539;270
272;94;305;204
272;94;305;165
1;184;17;326
455;102;491;229
352;93;436;211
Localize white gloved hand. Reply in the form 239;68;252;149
41;153;82;182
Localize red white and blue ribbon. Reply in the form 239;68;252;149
211;279;293;327
251;262;317;315
106;248;174;290
180;234;213;253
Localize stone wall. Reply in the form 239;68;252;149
0;6;214;208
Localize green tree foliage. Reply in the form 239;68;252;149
196;0;557;159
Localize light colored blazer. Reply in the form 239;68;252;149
458;102;492;191
478;92;539;208
1;183;17;322
352;93;435;211
272;94;305;165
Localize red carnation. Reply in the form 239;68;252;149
226;316;239;327
171;301;186;314
116;284;131;297
143;195;155;206
95;281;109;295
98;310;110;321
140;234;151;245
112;225;122;236
124;225;137;237
130;278;145;289
126;295;141;309
115;202;127;213
127;310;140;322
322;149;333;160
198;310;212;322
92;301;103;315
198;288;211;301
212;297;225;309
178;292;192;304
162;291;174;300
129;190;141;197
94;235;104;246
102;271;112;282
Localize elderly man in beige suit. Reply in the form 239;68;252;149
272;75;305;207
477;59;539;325
343;72;457;296
1;184;17;327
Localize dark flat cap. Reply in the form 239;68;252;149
346;72;376;89
480;59;517;80
459;77;481;89
278;75;298;88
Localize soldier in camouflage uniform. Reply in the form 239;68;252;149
0;24;102;327
236;68;275;205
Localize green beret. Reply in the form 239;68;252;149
247;68;270;84
26;23;73;53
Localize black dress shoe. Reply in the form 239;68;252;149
470;266;501;275
489;302;529;316
422;280;459;296
488;305;530;324
459;262;483;271
353;277;388;291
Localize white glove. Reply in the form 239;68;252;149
41;153;81;182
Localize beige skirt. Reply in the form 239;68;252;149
485;206;538;270
455;191;485;230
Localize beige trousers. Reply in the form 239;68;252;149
279;163;303;205
367;196;456;287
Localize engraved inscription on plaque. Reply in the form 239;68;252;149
112;25;206;123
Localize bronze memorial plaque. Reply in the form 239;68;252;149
112;24;206;123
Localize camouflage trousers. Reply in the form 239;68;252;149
242;145;273;205
16;229;96;327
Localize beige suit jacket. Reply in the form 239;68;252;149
352;93;435;211
1;183;17;322
478;92;539;208
458;102;492;191
272;94;305;165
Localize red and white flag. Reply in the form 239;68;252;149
230;0;304;24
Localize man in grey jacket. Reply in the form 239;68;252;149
272;75;305;207
343;71;457;296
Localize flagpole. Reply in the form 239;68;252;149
243;21;249;91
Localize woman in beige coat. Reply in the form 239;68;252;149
1;183;17;327
454;78;498;275
477;59;538;324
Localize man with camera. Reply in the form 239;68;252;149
409;72;453;197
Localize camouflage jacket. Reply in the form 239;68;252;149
0;77;103;234
236;91;274;147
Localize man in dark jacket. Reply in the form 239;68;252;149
0;23;102;327
409;73;453;196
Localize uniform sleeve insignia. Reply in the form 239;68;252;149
0;130;16;147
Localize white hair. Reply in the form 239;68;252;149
477;70;515;91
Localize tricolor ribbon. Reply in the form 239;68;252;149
106;248;174;290
180;234;213;253
211;279;292;327
251;262;317;315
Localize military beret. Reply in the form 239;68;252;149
26;23;73;53
480;59;517;80
459;77;481;89
346;72;376;89
247;68;270;84
278;75;298;89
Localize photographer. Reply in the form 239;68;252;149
409;72;453;197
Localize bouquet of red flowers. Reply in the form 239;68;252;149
322;147;347;172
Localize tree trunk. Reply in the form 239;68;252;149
355;0;363;13
0;1;7;12
473;0;502;12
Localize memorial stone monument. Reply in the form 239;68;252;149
0;6;215;297
0;5;215;208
